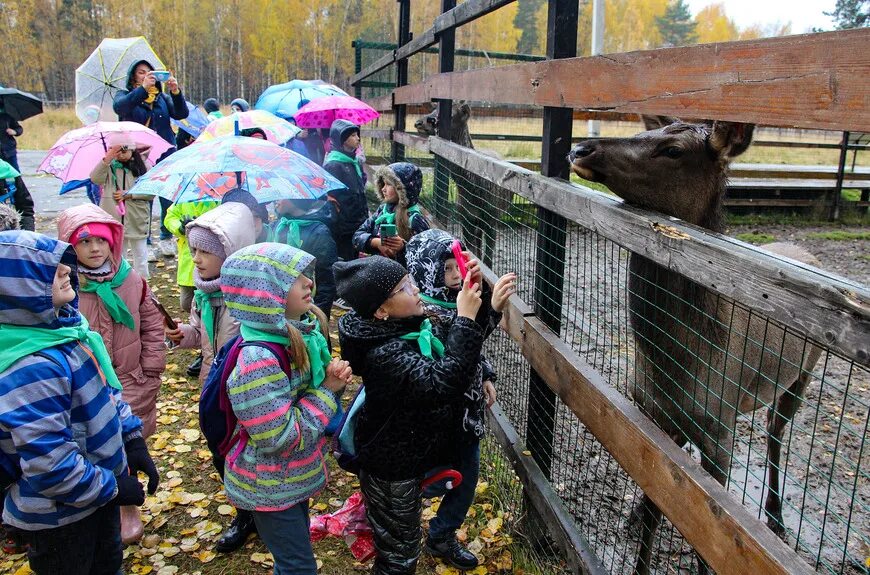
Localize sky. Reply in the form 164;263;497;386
684;0;837;34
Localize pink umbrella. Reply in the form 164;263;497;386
38;121;172;184
293;96;380;129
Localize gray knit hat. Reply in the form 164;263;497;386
187;226;227;260
333;256;408;318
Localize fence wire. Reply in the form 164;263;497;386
411;156;870;575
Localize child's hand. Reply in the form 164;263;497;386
483;380;497;408
324;358;352;393
457;270;482;320
113;190;124;203
165;321;183;344
462;252;483;287
104;145;121;163
383;236;405;252
491;272;517;313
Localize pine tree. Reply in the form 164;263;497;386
514;0;544;54
655;0;698;47
824;0;869;29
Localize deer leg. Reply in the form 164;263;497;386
764;374;810;539
632;494;662;575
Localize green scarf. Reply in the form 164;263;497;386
79;259;135;330
373;204;422;226
274;218;319;249
420;293;457;309
0;159;20;180
240;314;331;388
0;314;122;389
399;318;445;359
325;150;363;179
109;160;131;191
194;289;224;348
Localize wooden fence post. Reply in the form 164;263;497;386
831;130;849;220
393;0;411;163
434;0;456;223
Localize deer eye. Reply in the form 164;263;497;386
660;146;683;159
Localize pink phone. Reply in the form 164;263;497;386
451;240;468;279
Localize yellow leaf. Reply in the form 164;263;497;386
173;444;192;453
522;450;531;456
487;516;503;533
312;502;328;511
162;546;180;558
166;477;183;489
217;504;236;516
194;550;216;563
140;534;161;549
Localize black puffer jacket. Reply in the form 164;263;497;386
338;312;484;480
323;120;367;237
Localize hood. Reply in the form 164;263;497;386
337;311;425;374
329;119;359;150
221;243;314;333
406;229;459;303
204;98;220;113
57;204;125;265
376;162;422;207
0;231;81;329
185;202;257;258
0;203;20;231
230;98;250;112
126;59;160;92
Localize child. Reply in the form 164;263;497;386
274;198;337;317
0;230;159;574
229;98;250;113
57;203;166;438
323;119;368;262
353;162;430;266
0;159;34;231
164;202;256;553
89;134;152;278
406;229;516;569
204;98;223;121
221;243;352;574
222;188;272;242
334;255;485;575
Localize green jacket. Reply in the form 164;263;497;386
164;201;219;286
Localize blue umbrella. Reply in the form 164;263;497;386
254;79;346;120
171;101;209;138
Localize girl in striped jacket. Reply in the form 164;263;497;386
220;242;352;574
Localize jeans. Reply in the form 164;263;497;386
252;501;317;575
23;504;122;575
1;150;19;172
423;439;480;541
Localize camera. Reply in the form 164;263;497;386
151;70;171;82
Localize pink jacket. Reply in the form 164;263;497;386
57;204;166;437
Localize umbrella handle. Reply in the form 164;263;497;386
116;200;126;216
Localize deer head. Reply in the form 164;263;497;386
568;116;754;230
414;101;473;145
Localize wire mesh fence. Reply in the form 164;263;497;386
416;156;870;575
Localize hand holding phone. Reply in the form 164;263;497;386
451;240;468;281
379;223;397;237
150;295;177;330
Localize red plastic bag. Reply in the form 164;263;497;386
310;492;376;562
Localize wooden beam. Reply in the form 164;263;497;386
391;130;430;153
433;0;516;32
427;136;870;366
395;29;437;61
394;29;870;131
360;128;392;140
364;94;394;112
350;51;395;86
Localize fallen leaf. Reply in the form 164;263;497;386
217;504;235;516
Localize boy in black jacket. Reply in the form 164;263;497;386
323;119;368;262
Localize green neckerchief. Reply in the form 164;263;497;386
325;150;362;179
0;314;122;390
373;204;422;226
239;313;331;388
399;318;445;359
194;289;224;348
0;159;20;180
109;160;131;191
420;293;457;309
79;259;135;330
274;217;319;249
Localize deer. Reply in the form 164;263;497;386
415;101;512;265
568;116;822;575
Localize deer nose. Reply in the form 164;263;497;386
568;144;596;162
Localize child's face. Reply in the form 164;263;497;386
74;236;111;269
382;183;398;203
52;263;76;308
378;275;423;319
117;147;133;162
343;132;360;151
444;258;462;290
285;274;313;319
192;248;223;279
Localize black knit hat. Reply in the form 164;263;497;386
333;256;408;318
222;188;269;223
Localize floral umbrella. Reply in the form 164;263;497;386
293;96;379;129
197;110;301;145
126;135;346;203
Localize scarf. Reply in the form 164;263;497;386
399;318;444;359
0;159;20;180
79;259;135;330
194;288;223;349
109;160;131;191
274;218;319;249
239;313;331;388
373;204;422;226
325;150;362;180
0;314;122;390
420;293;457;309
143;85;159;105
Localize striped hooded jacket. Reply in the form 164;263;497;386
220;243;340;512
0;231;141;530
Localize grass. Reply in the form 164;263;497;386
735;232;777;245
806;230;870;241
17;107;81;150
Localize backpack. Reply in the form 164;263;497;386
331;383;396;475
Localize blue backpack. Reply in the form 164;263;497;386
331;383;396;475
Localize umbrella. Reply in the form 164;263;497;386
0;87;43;121
38;121;172;184
172;101;209;138
254;79;346;119
197;110;301;145
75;37;165;124
127;135;346;204
293;96;379;129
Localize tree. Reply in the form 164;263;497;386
514;0;545;54
694;3;738;44
824;0;869;29
656;0;698;47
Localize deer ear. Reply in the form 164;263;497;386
709;122;755;158
641;115;679;131
457;101;471;119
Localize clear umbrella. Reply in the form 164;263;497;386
75;37;165;125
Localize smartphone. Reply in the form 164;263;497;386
450;239;468;279
380;223;397;237
150;295;177;330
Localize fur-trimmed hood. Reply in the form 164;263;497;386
375;162;423;208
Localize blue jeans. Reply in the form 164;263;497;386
252;501;317;575
423;439;480;541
